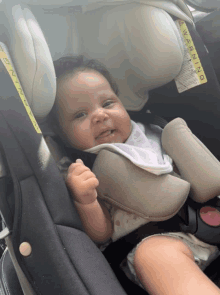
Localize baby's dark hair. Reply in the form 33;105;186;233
49;55;119;145
54;55;119;96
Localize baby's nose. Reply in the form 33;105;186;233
92;109;108;123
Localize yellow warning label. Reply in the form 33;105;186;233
0;52;7;59
0;46;41;134
177;20;207;84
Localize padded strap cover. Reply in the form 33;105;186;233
162;118;220;203
92;149;190;221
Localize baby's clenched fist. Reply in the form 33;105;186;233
66;159;99;205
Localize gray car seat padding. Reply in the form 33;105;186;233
196;10;220;45
2;3;56;120
186;0;220;11
92;149;190;221
77;3;186;111
195;10;220;83
0;248;23;295
44;136;66;164
162;117;220;203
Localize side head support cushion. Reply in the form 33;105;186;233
3;4;56;120
92;150;190;221
162;118;220;203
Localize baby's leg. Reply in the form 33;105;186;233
133;236;220;295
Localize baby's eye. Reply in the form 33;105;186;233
103;100;114;108
74;112;87;120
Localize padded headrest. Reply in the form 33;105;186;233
0;2;56;120
76;3;188;110
0;0;193;118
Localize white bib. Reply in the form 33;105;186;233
86;120;173;175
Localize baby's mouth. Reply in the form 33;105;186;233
96;129;115;139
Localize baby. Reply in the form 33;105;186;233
51;55;220;295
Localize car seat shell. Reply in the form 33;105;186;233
0;1;220;295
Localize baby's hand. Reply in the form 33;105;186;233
66;159;99;205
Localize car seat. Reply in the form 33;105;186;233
0;2;129;295
0;1;220;295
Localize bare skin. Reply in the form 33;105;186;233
57;70;220;295
66;159;112;244
134;236;220;295
57;71;132;150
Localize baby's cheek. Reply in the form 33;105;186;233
71;127;95;150
122;116;132;139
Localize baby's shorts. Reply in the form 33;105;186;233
120;232;220;290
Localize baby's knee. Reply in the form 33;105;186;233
134;235;194;270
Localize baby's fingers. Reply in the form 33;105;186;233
68;162;90;175
85;177;99;189
80;170;98;181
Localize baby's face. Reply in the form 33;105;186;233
57;70;132;150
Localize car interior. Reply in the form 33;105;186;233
1;0;220;294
